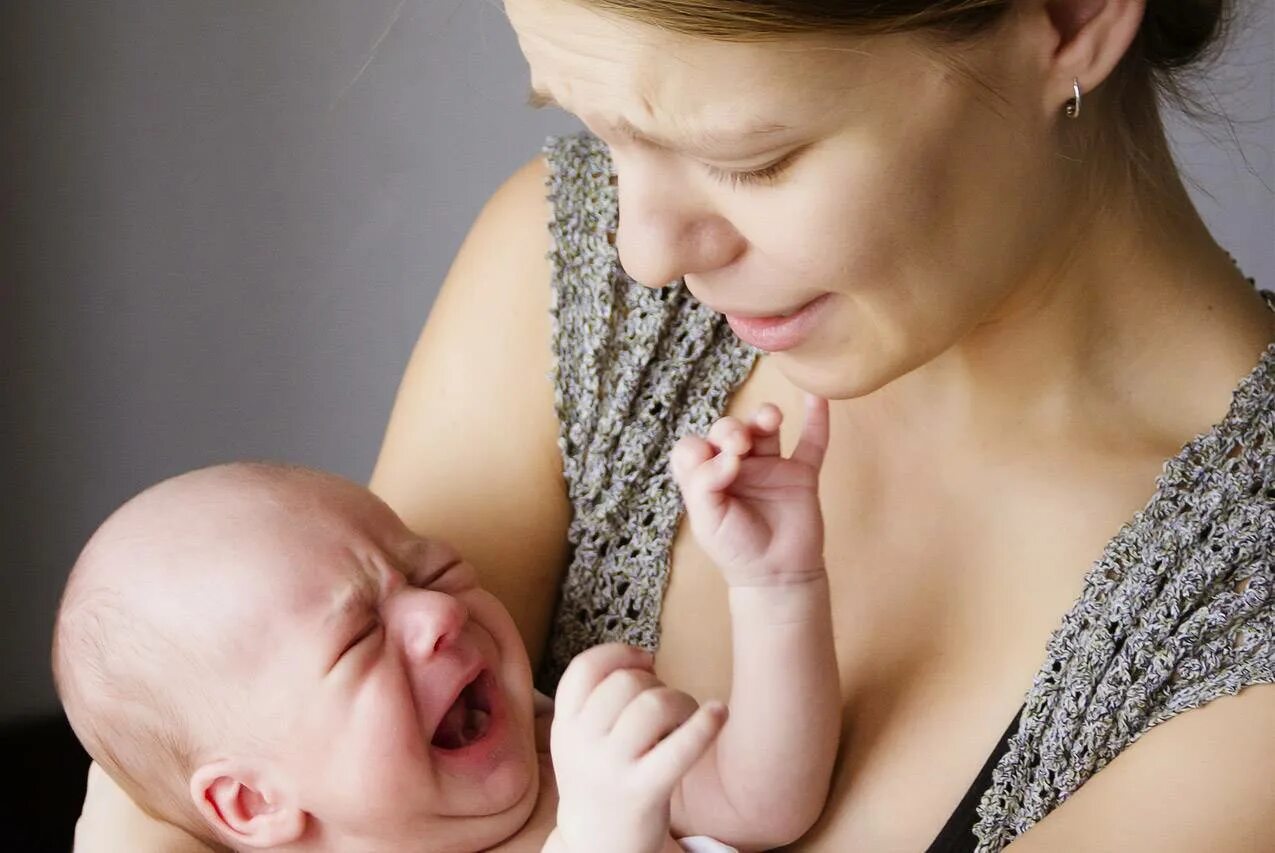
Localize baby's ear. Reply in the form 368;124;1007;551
190;760;307;849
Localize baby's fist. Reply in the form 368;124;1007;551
671;395;829;587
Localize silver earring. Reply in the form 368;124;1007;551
1064;78;1082;119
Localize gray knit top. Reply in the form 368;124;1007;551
539;130;1275;850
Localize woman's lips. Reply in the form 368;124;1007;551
724;293;831;352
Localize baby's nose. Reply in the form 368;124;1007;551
389;588;468;661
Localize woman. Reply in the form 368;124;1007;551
75;0;1273;850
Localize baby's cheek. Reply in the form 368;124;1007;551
322;715;426;813
469;593;528;660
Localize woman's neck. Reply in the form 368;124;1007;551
876;169;1273;455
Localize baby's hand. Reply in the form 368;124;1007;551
550;644;727;853
671;394;829;588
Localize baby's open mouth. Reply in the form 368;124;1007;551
431;670;494;750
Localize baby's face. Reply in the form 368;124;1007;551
215;484;539;850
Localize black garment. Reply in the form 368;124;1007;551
925;705;1025;853
0;713;91;852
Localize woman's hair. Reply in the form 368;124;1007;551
566;0;1230;66
570;0;1237;201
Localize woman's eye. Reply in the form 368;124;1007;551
704;150;799;189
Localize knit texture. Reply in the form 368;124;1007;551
541;130;759;686
539;130;1275;850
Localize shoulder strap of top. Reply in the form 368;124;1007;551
539;130;758;689
974;305;1275;850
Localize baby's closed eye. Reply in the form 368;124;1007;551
341;619;383;658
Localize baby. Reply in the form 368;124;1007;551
53;399;840;853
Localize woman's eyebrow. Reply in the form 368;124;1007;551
526;87;794;153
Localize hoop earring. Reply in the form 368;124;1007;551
1064;78;1082;119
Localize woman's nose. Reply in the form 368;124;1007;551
386;588;468;662
611;160;743;290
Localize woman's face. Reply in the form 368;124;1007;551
506;0;1071;398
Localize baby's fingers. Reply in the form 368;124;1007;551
580;668;665;734
556;644;654;720
679;450;739;530
707;416;751;457
748;403;783;457
670;435;714;488
792;394;830;471
609;686;700;759
672;431;741;502
638;701;728;792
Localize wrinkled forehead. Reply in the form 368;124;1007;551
237;509;397;614
505;0;873;138
180;507;391;652
231;512;462;625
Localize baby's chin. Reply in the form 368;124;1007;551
424;711;540;852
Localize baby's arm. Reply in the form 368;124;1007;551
667;396;841;849
544;644;728;853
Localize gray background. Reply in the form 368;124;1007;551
4;0;1272;722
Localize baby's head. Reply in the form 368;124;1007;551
53;462;539;852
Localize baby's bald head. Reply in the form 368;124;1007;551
52;462;371;836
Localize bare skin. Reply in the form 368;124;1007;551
74;142;1275;852
496;0;1275;847
73;0;1275;849
64;417;834;853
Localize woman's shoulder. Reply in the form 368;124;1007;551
1087;332;1275;703
1157;332;1275;547
974;336;1275;848
369;147;575;664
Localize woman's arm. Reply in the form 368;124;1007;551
369;153;572;670
1004;686;1275;852
74;762;220;853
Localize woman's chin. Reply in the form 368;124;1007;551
771;350;875;401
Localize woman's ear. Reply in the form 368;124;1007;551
189;759;307;849
1039;0;1145;109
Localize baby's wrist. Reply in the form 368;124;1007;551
723;558;827;590
555;806;666;853
727;570;830;625
726;566;828;591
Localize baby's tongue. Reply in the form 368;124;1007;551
433;697;469;749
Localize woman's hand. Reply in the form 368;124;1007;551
670;394;830;588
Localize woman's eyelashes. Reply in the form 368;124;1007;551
600;133;802;190
703;149;801;189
